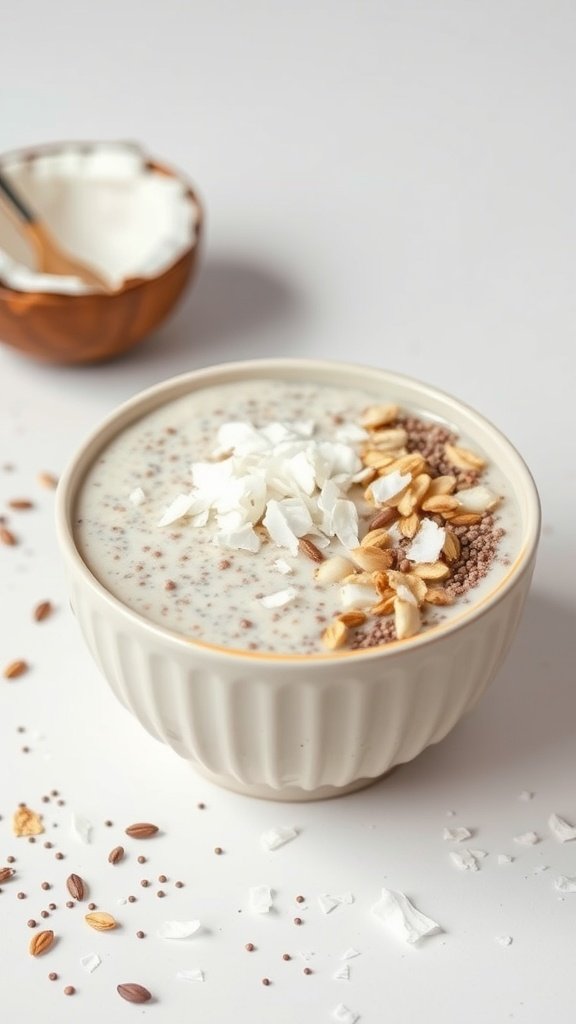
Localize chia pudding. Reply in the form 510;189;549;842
75;379;520;655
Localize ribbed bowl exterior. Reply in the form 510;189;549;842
66;556;535;800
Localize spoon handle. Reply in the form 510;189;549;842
0;170;36;223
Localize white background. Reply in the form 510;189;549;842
1;2;575;1022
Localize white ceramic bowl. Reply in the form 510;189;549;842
56;360;540;800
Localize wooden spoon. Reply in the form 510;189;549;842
0;169;114;292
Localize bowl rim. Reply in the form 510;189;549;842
55;358;541;665
0;139;203;298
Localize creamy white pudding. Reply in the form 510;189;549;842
75;379;520;655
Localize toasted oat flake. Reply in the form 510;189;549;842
372;889;441;945
157;920;201;939
514;831;540;846
70;814;93;845
548;813;576;843
249;886;273;914
405;518;445;563
176;969;204;982
442;826;472;842
13;806;44;837
333;1004;360;1024
259;587;297;609
260;826;298;851
80;953;102;973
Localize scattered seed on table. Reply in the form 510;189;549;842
214;847;223;855
303;968;313;975
3;659;28;680
104;820;113;827
50;790;59;797
156;890;165;898
33;601;53;622
41;911;49;919
38;472;58;490
41;796;50;804
136;930;145;939
7;856;15;864
88;903;96;911
56;799;65;807
66;901;74;909
245;943;255;952
293;917;303;926
17;892;26;900
55;853;64;861
158;874;167;883
197;803;205;810
8;499;34;510
137;856;146;864
175;881;184;888
282;953;291;961
296;895;305;903
48;972;58;981
41;882;50;890
0;527;17;546
44;842;52;850
140;880;149;888
262;977;271;986
48;903;56;911
27;919;37;928
128;896;136;903
64;986;75;996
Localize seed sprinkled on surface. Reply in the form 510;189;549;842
197;802;206;809
295;895;305;903
0;526;17;546
3;660;28;679
117;983;152;1004
27;919;37;928
262;977;271;986
41;882;50;890
17;891;26;900
282;953;291;961
137;855;146;864
245;942;255;952
108;846;124;865
175;880;184;888
33;601;53;622
63;986;75;996
66;874;85;901
87;903;96;911
41;911;49;919
38;472;58;490
65;901;74;909
158;874;167;883
125;822;158;839
303;967;313;975
48;972;58;981
156;890;165;898
0;868;14;883
29;930;54;956
136;930;145;939
214;846;223;855
55;853;64;861
294;917;303;925
48;903;56;911
140;879;149;888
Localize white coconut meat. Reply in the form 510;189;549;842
0;141;200;293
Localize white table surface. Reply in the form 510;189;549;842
1;2;574;1021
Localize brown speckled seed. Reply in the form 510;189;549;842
27;919;37;928
158;874;167;883
156;890;165;898
262;977;271;986
88;902;96;911
136;930;145;939
137;856;146;864
64;986;75;996
294;917;303;925
245;942;255;952
48;972;58;981
282;953;291;961
140;879;149;888
175;881;184;888
303;967;313;975
214;847;223;855
296;895;305;903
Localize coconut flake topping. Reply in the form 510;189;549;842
372;889;441;945
159;419;364;554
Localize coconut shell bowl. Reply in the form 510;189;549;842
0;141;202;364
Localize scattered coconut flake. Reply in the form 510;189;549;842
495;935;513;947
249;886;273;914
259;587;298;610
406;518;445;563
396;583;417;606
318;892;354;914
176;969;204;982
335;424;369;444
548;813;576;843
331;499;359;549
333;1004;360;1024
442;826;472;842
368;471;411;505
333;964;351;981
519;790;534;801
70;813;92;845
79;953;101;973
339;582;379;611
273;558;293;575
260;826;298;851
157;920;201;939
554;876;576;893
455;484;500;514
340;948;361;960
129;486;146;506
533;865;549;874
117;896;128;905
449;849;480;872
514;831;540;845
215;523;261;553
497;854;514;865
372;889;441;945
470;849;488;859
158;492;198;527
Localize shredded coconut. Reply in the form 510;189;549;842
259;587;297;609
372;888;441;945
442;826;472;842
554;876;576;893
406;518;446;563
333;964;351;981
514;831;540;846
249;886;273;914
260;825;298;851
79;953;101;973
69;813;92;845
157;920;201;939
129;486;146;506
548;813;576;843
333;1004;360;1024
176;969;204;982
